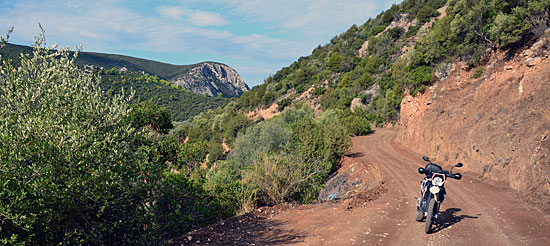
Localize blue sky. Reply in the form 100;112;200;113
0;0;401;87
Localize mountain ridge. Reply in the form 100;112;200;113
0;43;248;97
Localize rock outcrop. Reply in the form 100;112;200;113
173;63;249;97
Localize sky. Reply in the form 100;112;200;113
0;0;401;87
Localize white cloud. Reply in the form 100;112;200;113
157;5;227;26
205;0;398;31
188;11;227;26
157;6;186;19
0;0;402;86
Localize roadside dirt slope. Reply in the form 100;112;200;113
398;40;550;211
170;130;550;245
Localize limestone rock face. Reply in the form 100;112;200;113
173;63;249;97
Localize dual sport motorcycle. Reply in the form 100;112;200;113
415;156;463;233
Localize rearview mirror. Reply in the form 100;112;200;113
422;156;430;162
455;163;463;167
418;168;425;174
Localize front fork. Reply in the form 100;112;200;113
418;189;443;218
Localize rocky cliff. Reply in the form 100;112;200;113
397;38;550;211
173;62;249;97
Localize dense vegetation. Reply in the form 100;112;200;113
207;104;350;210
0;31;351;244
1;0;549;244
0;32;232;245
99;69;229;122
239;0;550;125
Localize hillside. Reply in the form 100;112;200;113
98;70;230;122
169;0;550;238
232;0;550;203
0;43;248;97
2;0;550;244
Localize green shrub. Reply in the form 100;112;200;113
174;141;208;177
0;34;158;244
416;6;439;24
473;67;484;78
489;12;529;47
222;113;253;145
406;25;421;38
128;100;173;134
152;173;235;241
230;105;351;207
370;25;388;36
277;98;292;111
327;52;345;72
407;65;432;95
341;114;373;136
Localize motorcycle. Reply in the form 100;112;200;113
415;156;463;233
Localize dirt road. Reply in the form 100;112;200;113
171;129;550;245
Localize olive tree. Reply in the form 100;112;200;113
0;28;160;245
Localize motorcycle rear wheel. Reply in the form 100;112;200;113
425;198;436;233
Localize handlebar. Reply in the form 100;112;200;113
418;167;462;180
447;173;462;180
419;156;463;180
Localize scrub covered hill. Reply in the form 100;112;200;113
98;69;229;122
0;43;249;97
239;0;550;128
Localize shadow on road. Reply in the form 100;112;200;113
345;152;365;158
432;208;479;233
168;213;305;245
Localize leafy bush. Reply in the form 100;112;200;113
407;65;432;95
489;12;529;48
0;32;232;245
416;5;439;24
128;100;173;133
228;105;351;207
370;25;388;36
327;52;346;73
406;25;421;38
277;98;292;111
152;172;235;241
341;113;373;137
473;67;484;78
0;34;157;244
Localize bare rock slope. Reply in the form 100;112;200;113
173;62;249;97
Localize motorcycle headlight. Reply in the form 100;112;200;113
432;177;444;186
429;186;440;194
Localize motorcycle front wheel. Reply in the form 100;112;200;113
425;198;436;233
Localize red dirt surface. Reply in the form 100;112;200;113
169;130;550;245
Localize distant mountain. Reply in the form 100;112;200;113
0;43;249;97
